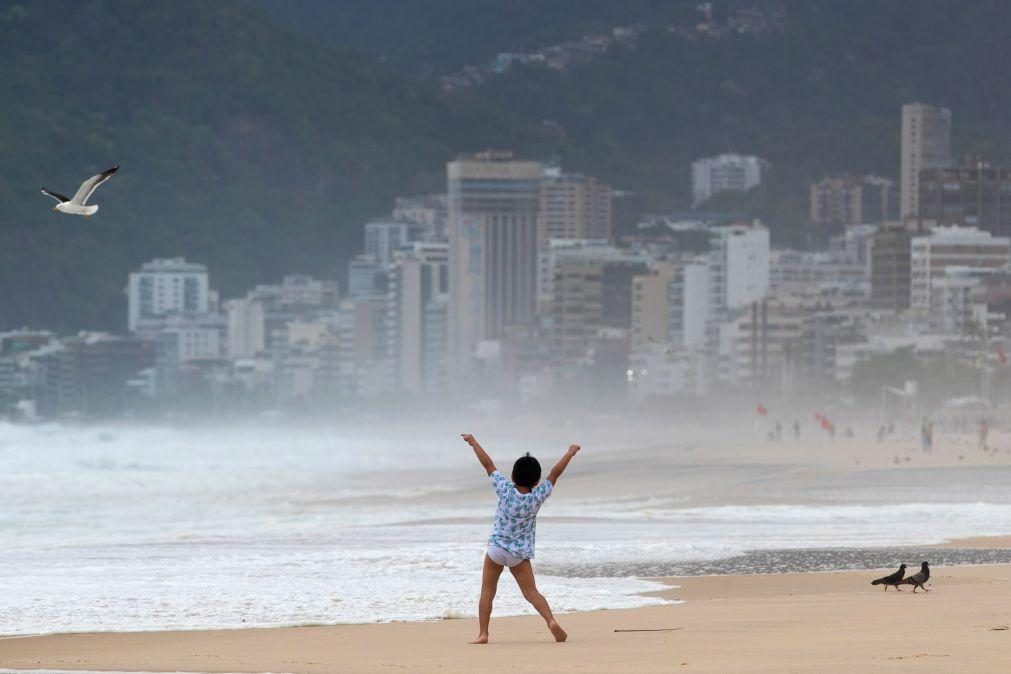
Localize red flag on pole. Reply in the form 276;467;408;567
999;346;1007;366
756;404;768;416
820;417;833;432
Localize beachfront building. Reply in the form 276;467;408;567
901;102;952;221
708;222;770;313
538;172;613;243
928;269;989;334
335;296;393;400
547;248;649;372
871;226;914;313
446;152;542;385
691;154;769;207
387;242;450;395
910;226;1010;318
127;258;210;332
28;333;155;418
224;275;339;360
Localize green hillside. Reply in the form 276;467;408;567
0;0;549;331
259;0;1011;243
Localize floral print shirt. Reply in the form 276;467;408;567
487;470;553;559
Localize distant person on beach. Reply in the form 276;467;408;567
921;418;931;453
793;421;800;439
980;419;989;451
462;433;580;644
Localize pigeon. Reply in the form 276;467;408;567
900;561;931;592
870;563;907;591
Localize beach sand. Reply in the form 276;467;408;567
4;561;1011;673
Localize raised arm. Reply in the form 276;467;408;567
462;433;497;476
547;444;581;485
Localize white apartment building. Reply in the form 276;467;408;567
669;260;710;349
691;153;768;207
910;226;1009;316
387;242;449;395
154;313;224;362
709;222;770;312
225;296;266;358
928;269;988;334
127;258;210;332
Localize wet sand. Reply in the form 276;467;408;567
3;563;1011;673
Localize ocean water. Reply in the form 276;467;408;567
5;422;1011;636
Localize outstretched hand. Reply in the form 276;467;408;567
568;444;581;456
464;433;496;475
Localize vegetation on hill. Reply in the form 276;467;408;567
8;0;1011;330
0;0;549;330
260;0;1011;245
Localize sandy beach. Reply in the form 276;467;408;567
4;558;1011;674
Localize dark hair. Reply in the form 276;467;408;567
512;453;541;489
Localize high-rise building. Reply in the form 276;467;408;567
394;194;448;241
364;218;420;267
347;255;388;299
669;260;711;350
29;333;154;418
910;226;1010;316
901;103;952;221
708;222;770;313
632;260;711;351
224;275;339;359
447;151;542;380
691;154;768;207
631;263;675;354
549;258;605;370
870;226;913;312
127;258;210;332
810;175;896;226
547;250;648;371
918;158;1011;236
387;242;449;395
538;173;612;243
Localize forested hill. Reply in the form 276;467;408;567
258;0;1011;244
8;0;1011;331
0;0;549;331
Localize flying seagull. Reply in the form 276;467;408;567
870;563;907;591
41;166;119;216
900;561;931;593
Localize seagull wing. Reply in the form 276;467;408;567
40;188;71;203
70;166;118;205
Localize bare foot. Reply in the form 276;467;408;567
548;620;567;642
469;634;489;644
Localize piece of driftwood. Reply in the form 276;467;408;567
614;627;685;633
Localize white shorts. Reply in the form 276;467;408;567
487;545;526;568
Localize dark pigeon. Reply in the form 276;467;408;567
900;562;931;593
871;563;907;591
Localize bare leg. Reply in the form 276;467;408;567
510;560;567;642
470;554;503;644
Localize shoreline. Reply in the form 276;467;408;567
3;562;1011;673
1;534;1008;640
